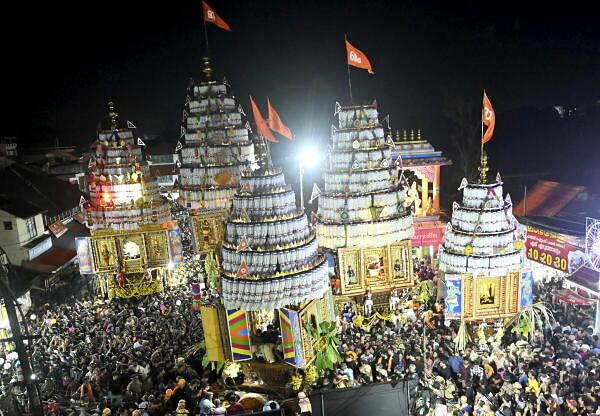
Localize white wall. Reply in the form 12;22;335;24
0;210;45;265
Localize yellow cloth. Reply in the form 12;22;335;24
528;377;540;396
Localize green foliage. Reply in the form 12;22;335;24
204;252;220;289
306;321;341;373
412;280;432;303
506;302;555;343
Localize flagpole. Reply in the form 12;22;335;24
203;15;210;53
345;34;353;104
480;89;485;172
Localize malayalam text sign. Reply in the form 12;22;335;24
525;225;586;274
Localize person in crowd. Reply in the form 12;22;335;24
297;391;312;416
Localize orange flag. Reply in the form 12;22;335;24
250;96;277;143
267;99;293;140
345;39;374;74
482;92;495;144
202;1;231;31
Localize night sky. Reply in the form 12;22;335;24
3;1;599;196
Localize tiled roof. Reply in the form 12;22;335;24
0;163;85;217
513;180;585;217
0;197;46;218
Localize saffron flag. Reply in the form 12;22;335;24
249;96;277;143
345;39;374;74
267;99;293;140
202;1;231;31
482;92;495;144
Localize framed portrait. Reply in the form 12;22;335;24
118;234;145;273
92;237;117;271
472;275;507;319
389;242;413;287
144;231;169;265
338;247;363;295
363;247;389;290
192;212;227;252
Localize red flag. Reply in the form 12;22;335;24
267;99;293;140
345;39;374;74
482;92;495;144
202;1;231;31
249;96;277;143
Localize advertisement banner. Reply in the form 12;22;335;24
279;308;305;367
226;309;252;362
167;228;184;263
520;269;534;308
75;237;94;274
444;275;462;320
525;225;586;274
411;222;445;248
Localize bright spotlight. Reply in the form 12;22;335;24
167;261;175;270
30;374;37;380
299;146;320;169
176;300;182;306
30;314;37;321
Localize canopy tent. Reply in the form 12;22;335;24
553;288;596;306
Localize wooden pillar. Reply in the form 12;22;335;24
432;164;441;212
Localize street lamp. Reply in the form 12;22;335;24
298;146;319;210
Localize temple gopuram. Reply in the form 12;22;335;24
391;129;451;264
317;102;414;299
179;57;255;255
77;102;183;298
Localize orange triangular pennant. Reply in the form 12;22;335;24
250;96;277;143
267;99;293;140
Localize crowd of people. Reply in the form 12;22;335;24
413;256;438;282
0;286;266;416
3;230;600;416
319;274;600;415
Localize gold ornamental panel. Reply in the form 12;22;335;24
388;242;414;288
144;231;169;266
338;247;364;295
338;242;415;296
117;234;146;274
92;237;118;272
192;211;227;253
461;270;522;321
363;247;390;291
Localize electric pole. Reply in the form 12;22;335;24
0;246;43;416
